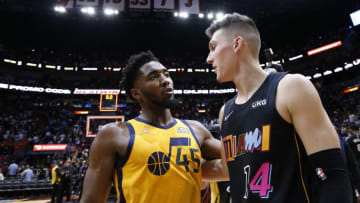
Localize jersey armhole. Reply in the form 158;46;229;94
120;122;135;167
180;120;201;148
272;72;292;125
221;97;235;137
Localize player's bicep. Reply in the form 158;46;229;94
220;138;229;177
285;75;340;155
203;136;222;158
189;120;221;160
80;129;117;203
218;105;229;178
201;138;229;181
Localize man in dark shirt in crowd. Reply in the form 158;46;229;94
51;160;62;203
346;124;360;162
60;160;73;202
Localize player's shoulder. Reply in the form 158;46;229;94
280;73;312;87
93;122;131;154
184;120;211;141
219;104;225;116
97;122;130;140
278;73;315;97
184;120;206;130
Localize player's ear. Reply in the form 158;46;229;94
131;88;141;100
233;36;243;53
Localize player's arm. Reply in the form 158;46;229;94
201;144;229;182
80;123;129;203
280;74;352;203
188;105;229;181
214;104;230;181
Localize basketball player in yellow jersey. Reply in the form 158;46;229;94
80;51;229;203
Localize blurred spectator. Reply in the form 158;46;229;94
21;164;34;182
51;160;62;203
1;162;8;177
59;160;73;202
8;160;18;177
346;124;360;163
37;167;46;180
77;161;87;199
0;171;4;181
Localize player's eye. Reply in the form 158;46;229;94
150;74;158;80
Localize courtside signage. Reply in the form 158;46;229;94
33;144;68;151
74;88;122;95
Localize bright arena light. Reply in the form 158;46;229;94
334;67;343;72
174;12;179;17
87;7;95;15
350;9;360;26
323;70;332;76
216;12;224;20
104;8;119;16
81;7;96;15
54;6;66;13
179;12;189;18
104;9;114;15
207;13;214;19
198;13;204;18
289;54;303;61
313;73;322;78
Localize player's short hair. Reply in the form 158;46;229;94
205;12;261;57
120;50;159;100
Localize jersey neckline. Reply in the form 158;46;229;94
134;117;178;129
232;72;273;108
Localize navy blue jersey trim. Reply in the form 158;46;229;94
293;130;310;203
181;120;201;148
134;117;177;129
116;166;126;203
122;122;135;167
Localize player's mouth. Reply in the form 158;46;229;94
163;87;173;95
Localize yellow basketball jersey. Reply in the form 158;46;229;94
113;117;202;203
210;182;220;203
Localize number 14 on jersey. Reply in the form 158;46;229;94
243;162;273;199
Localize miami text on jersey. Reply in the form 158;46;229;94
222;125;271;162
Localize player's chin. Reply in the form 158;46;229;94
164;95;174;101
217;74;231;83
216;75;226;83
160;97;179;108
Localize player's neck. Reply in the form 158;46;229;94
139;107;173;126
233;60;268;104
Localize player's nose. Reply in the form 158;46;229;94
160;73;170;86
206;53;214;64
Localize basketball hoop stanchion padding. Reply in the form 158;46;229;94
99;94;118;112
86;115;125;137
